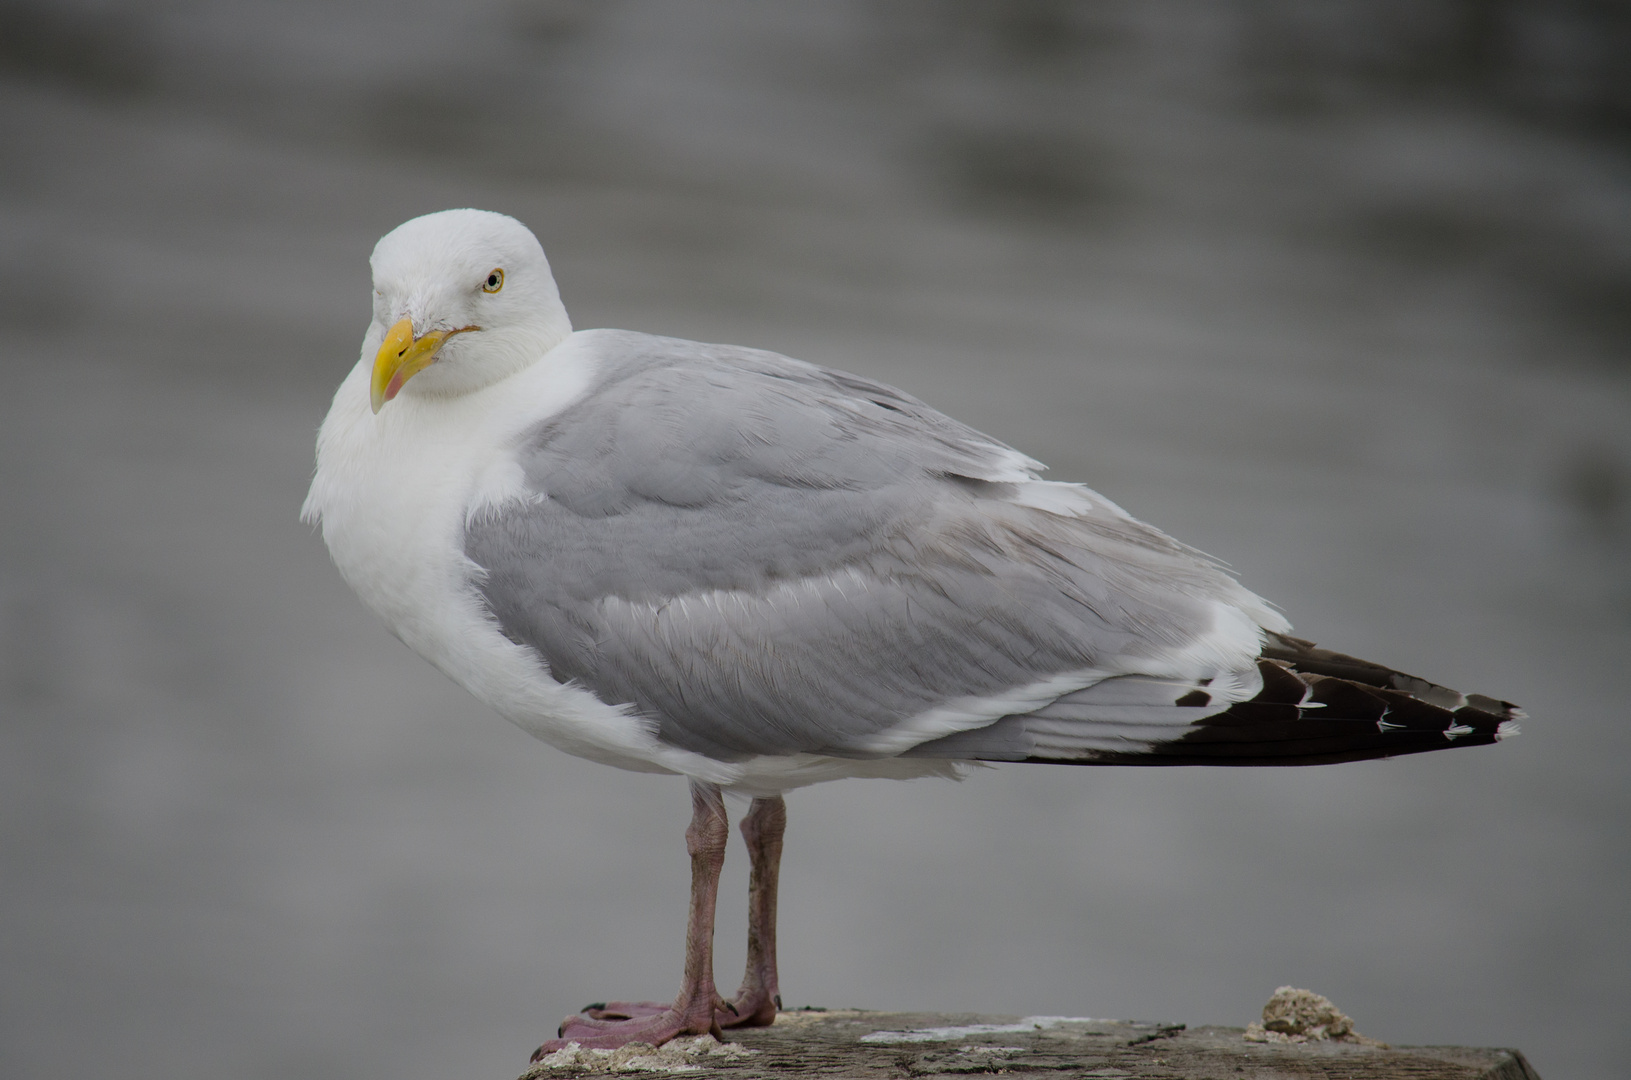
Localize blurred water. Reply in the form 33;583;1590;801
2;3;1629;1079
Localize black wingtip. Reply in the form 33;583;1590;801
1032;634;1521;768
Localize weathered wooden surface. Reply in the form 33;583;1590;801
520;1010;1543;1079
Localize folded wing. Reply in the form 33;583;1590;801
467;331;1511;769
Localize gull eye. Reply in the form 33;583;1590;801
482;268;504;294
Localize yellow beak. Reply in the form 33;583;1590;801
371;318;467;413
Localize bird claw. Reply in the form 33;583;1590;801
718;987;780;1029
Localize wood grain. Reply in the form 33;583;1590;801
520;1010;1543;1079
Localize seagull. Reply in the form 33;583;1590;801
302;209;1520;1060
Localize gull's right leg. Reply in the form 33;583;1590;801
532;782;731;1059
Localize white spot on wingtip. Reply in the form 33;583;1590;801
1443;722;1476;740
1495;720;1521;740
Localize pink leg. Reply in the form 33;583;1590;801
574;797;788;1031
721;795;786;1027
532;783;731;1060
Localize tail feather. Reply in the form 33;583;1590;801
1051;634;1520;767
900;633;1521;767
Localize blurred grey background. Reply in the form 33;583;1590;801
3;2;1629;1078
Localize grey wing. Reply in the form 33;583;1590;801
465;330;1283;763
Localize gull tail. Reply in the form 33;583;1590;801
1060;634;1521;767
903;634;1521;767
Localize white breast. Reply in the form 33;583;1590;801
300;334;739;782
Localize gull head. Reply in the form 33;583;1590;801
367;209;572;412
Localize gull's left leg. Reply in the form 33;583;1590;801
721;795;786;1027
531;782;731;1059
